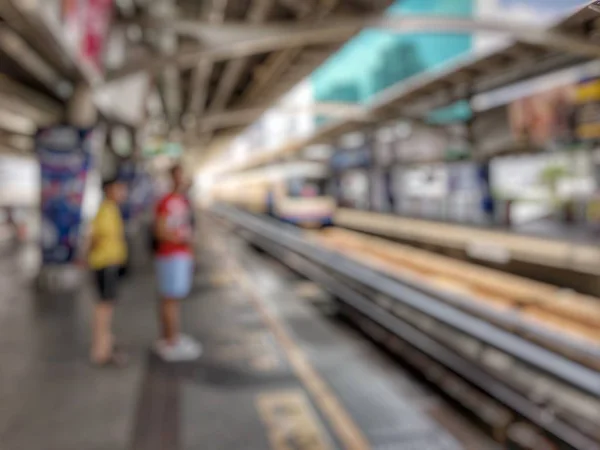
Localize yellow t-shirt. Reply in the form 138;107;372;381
88;199;127;270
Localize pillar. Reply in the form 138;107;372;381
67;83;97;128
37;83;98;294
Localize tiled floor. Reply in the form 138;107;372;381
0;218;495;450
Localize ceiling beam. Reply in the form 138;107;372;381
0;0;76;79
276;0;314;17
241;0;338;106
106;17;362;81
107;15;600;82
0;25;73;99
185;0;229;121
208;0;229;23
115;0;136;17
0;110;37;136
1;0;102;85
0;75;63;125
198;0;274;155
151;0;181;126
0;132;34;153
208;0;274;113
186;58;213;118
198;102;370;131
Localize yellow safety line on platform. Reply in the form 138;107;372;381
217;252;370;450
256;389;334;450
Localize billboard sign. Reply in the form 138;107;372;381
37;126;94;264
509;84;577;148
575;77;600;141
118;161;153;222
62;0;114;74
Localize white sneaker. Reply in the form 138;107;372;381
154;335;202;362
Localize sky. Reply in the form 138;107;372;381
499;0;584;11
488;0;587;21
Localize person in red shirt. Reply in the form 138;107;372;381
153;165;201;362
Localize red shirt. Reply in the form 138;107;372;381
155;192;193;256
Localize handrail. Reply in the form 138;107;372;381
213;204;600;398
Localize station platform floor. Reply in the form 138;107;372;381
0;216;496;450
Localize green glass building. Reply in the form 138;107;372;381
311;0;474;121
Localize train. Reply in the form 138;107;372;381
211;161;335;228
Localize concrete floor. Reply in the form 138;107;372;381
0;218;496;450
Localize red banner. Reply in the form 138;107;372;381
62;0;113;73
82;0;113;71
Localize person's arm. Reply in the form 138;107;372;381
86;207;105;258
155;215;173;243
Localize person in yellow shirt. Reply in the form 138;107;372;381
88;177;128;366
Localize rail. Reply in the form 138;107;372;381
213;204;600;450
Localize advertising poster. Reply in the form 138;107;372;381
37;126;93;264
330;146;371;172
118;161;153;222
575;77;600;141
82;0;114;71
62;0;113;74
509;84;577;147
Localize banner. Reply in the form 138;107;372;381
82;0;113;71
117;161;154;222
37;127;93;264
509;84;577;147
62;0;113;73
575;77;600;141
330;146;371;171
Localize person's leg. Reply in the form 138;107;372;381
157;255;191;341
91;268;116;363
155;255;200;361
160;297;179;345
91;302;114;363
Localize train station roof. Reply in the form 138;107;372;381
209;1;600;174
0;0;395;156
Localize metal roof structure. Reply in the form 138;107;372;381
0;0;395;157
211;1;600;174
1;1;599;161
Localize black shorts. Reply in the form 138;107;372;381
94;266;120;302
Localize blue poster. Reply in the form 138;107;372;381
330;146;371;171
37;126;93;264
118;161;153;222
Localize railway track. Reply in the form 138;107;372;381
213;205;600;450
312;228;600;370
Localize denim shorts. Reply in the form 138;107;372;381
155;254;194;299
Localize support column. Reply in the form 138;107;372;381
37;83;98;294
468;117;496;226
67;84;98;128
